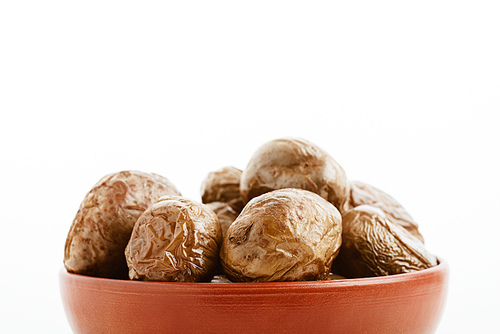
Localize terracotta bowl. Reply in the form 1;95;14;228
60;259;448;334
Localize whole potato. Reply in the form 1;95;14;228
349;180;424;242
125;196;222;282
220;188;342;282
200;166;245;212
336;205;437;278
64;170;181;279
240;138;350;213
206;201;239;239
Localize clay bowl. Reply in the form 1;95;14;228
60;259;448;334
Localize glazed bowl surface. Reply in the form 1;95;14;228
60;259;448;334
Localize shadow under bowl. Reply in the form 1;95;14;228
60;259;449;334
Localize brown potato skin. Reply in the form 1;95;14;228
64;171;181;279
200;166;245;212
211;275;232;283
220;188;342;282
240;138;350;213
349;180;424;242
125;196;222;282
206;202;239;239
336;205;437;278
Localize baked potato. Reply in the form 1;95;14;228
64;170;181;279
220;188;342;282
335;205;437;278
206;201;239;239
349;180;424;242
125;196;222;282
240;138;350;213
201;166;245;212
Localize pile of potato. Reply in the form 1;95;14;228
64;138;437;282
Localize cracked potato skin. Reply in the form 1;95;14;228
125;196;222;282
64;170;181;279
349;180;424;242
240;138;350;213
220;188;342;282
336;205;437;278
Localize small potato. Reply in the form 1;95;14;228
125;196;222;282
200;166;245;212
211;275;232;283
206;202;239;239
240;138;350;213
335;205;437;278
349;180;424;242
64;170;181;279
325;273;346;281
220;188;342;282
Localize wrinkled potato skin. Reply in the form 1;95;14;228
336;205;437;278
201;166;245;212
206;202;239;239
64;171;181;279
220;188;342;282
240;138;350;213
349;180;424;242
125;196;222;282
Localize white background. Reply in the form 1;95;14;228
1;1;499;333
